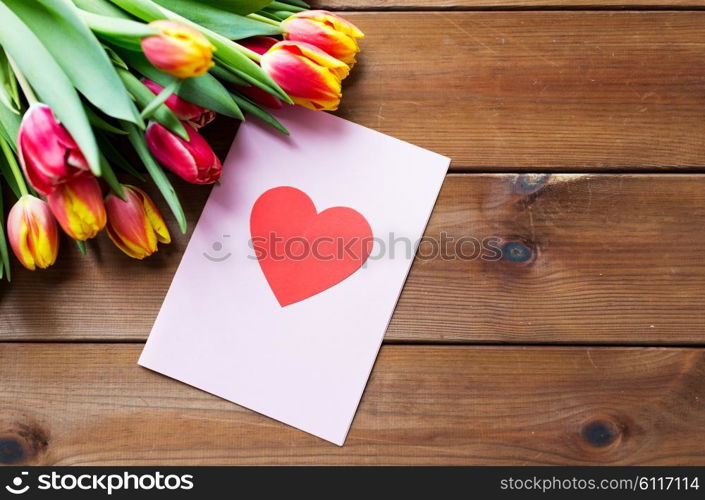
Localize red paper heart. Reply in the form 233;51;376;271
250;186;373;307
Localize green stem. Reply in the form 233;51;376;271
247;13;282;27
6;55;37;105
0;136;28;196
140;79;181;120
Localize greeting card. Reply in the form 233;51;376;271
139;107;450;445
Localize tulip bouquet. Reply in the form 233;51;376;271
0;0;364;278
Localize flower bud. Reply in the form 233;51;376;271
145;121;221;184
282;10;364;66
47;175;107;241
261;41;349;111
141;20;215;79
106;185;171;260
7;194;59;270
18;103;90;195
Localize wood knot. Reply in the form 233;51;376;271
0;437;25;464
513;174;551;196
0;423;50;465
500;237;537;266
580;418;624;450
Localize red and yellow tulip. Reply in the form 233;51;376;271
145;121;222;184
47;175;106;241
18;103;90;196
282;10;364;66
141;20;215;79
105;185;171;260
260;40;349;111
7;195;59;270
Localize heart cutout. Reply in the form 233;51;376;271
250;186;373;306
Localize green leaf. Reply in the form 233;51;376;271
0;148;22;199
0;48;20;113
0;103;21;152
96;133;147;181
194;0;273;15
0;183;10;281
125;123;187;233
85;105;128;135
78;9;158;50
152;0;282;39
5;0;143;126
229;91;289;135
107;0;291;103
0;2;101;173
116;68;188;140
267;1;305;12
120;50;245;120
209;65;249;87
102;45;130;71
99;154;126;200
73;0;132;18
278;0;309;8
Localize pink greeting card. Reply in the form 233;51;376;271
139;107;450;445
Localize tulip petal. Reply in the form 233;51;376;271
132;185;171;244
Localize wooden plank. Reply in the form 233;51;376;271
315;0;705;8
2;174;704;344
1;344;703;465
329;12;705;170
392;173;705;343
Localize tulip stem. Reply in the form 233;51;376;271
0;137;28;197
140;79;181;120
75;240;87;256
7;55;38;106
247;13;283;28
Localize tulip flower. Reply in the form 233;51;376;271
18;103;90;196
141;20;215;79
282;10;365;66
47;175;106;241
142;79;216;127
261;41;349;111
105;185;171;260
235;37;284;109
145;121;221;184
7;195;59;270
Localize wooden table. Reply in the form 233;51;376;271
1;1;704;465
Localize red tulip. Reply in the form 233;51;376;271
145;121;221;184
6;194;59;270
142;79;216;128
47;175;107;241
18;103;90;195
105;185;171;260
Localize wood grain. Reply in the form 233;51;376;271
0;344;703;465
2;174;704;344
315;0;705;8
328;12;705;170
